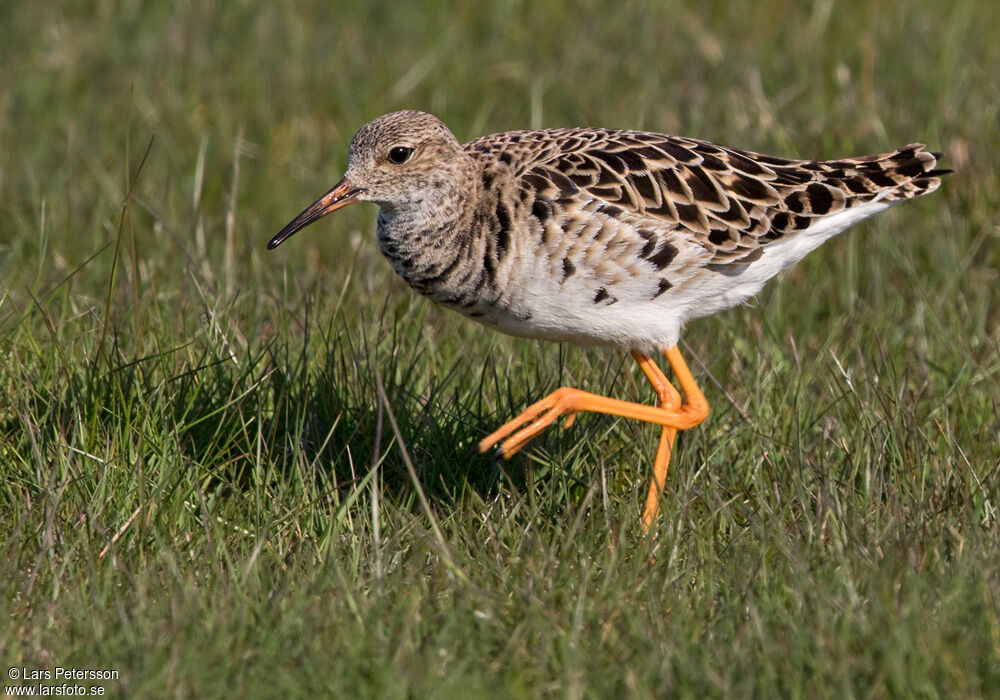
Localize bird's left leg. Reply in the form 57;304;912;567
479;347;707;460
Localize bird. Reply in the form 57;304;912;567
267;110;948;529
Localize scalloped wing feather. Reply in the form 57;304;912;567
466;129;945;276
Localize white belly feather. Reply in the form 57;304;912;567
490;196;897;353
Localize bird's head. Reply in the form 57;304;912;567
267;110;469;249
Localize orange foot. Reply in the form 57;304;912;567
479;346;709;529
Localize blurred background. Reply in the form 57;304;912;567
1;1;998;696
1;1;992;318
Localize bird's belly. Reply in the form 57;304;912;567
457;277;687;354
431;196;898;352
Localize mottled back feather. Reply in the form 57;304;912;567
466;129;945;271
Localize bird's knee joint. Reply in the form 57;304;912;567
551;386;578;402
688;402;709;424
658;391;682;410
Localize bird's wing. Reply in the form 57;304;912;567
470;128;944;271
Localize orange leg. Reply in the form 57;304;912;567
633;352;681;531
478;346;710;528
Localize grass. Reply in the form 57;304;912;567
2;0;999;696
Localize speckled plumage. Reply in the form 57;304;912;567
270;110;946;353
269;110;948;528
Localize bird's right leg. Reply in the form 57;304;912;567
477;347;707;529
632;352;682;530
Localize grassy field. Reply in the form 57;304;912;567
2;1;999;696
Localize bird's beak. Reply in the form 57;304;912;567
267;177;363;249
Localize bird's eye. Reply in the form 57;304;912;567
388;146;414;164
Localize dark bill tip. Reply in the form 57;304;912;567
267;177;362;250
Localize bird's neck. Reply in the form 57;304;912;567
376;189;475;267
374;162;494;305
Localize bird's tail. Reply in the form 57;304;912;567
828;143;951;203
